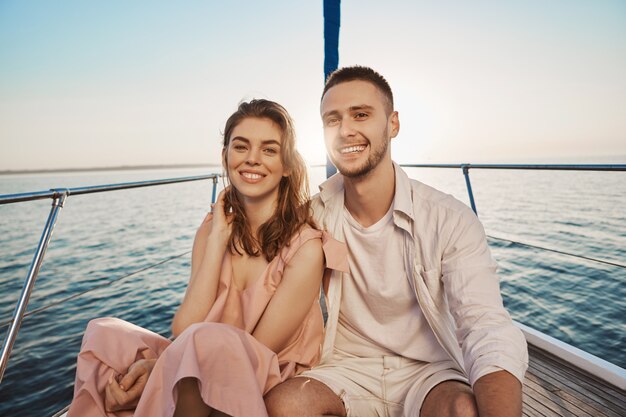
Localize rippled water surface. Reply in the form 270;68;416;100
0;166;624;416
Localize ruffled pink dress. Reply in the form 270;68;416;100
67;228;348;417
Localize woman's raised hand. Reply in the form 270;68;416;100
207;187;233;245
172;187;233;336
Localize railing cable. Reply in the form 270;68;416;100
0;250;191;330
487;235;625;269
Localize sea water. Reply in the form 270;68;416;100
0;166;624;416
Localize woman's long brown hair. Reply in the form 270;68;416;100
222;99;316;261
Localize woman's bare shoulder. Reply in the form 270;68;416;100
286;233;324;268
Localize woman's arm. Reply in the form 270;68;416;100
252;238;325;353
171;190;231;337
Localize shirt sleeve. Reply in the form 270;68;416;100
440;205;528;386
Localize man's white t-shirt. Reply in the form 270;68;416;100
334;203;449;362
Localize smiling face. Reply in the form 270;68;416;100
225;117;287;205
321;80;399;178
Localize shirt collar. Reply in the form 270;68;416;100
318;162;414;230
391;162;415;233
318;171;345;204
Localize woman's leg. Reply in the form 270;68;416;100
174;378;212;417
173;377;233;417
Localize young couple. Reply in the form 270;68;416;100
68;66;528;417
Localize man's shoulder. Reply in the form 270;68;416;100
311;191;324;210
311;192;325;221
406;176;472;217
311;174;343;211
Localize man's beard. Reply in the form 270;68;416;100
332;128;389;178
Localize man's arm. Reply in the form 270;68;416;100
473;370;522;417
438;204;527;415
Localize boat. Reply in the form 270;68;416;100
0;163;624;416
2;2;625;415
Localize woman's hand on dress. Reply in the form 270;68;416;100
104;358;156;412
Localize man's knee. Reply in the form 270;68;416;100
265;377;345;417
420;380;477;417
448;391;478;417
265;379;300;417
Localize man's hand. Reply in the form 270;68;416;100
104;358;156;412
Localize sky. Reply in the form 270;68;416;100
1;0;625;171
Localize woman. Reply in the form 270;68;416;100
67;99;347;417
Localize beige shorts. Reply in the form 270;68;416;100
298;348;468;417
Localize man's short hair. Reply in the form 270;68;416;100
322;66;394;114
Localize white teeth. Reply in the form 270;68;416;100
340;145;366;154
242;172;263;179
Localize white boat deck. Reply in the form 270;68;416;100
524;344;625;417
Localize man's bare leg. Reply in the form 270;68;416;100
265;377;346;417
419;380;478;417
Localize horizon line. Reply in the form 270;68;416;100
0;163;222;176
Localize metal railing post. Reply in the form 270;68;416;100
0;190;68;383
461;164;478;215
211;176;218;204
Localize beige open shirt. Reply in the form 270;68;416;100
312;163;528;386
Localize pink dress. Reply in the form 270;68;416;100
67;228;348;417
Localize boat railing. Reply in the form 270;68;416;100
401;163;626;269
0;164;625;389
400;163;626;214
0;173;222;383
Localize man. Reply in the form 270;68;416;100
264;66;528;417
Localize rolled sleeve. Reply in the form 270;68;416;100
440;206;528;386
